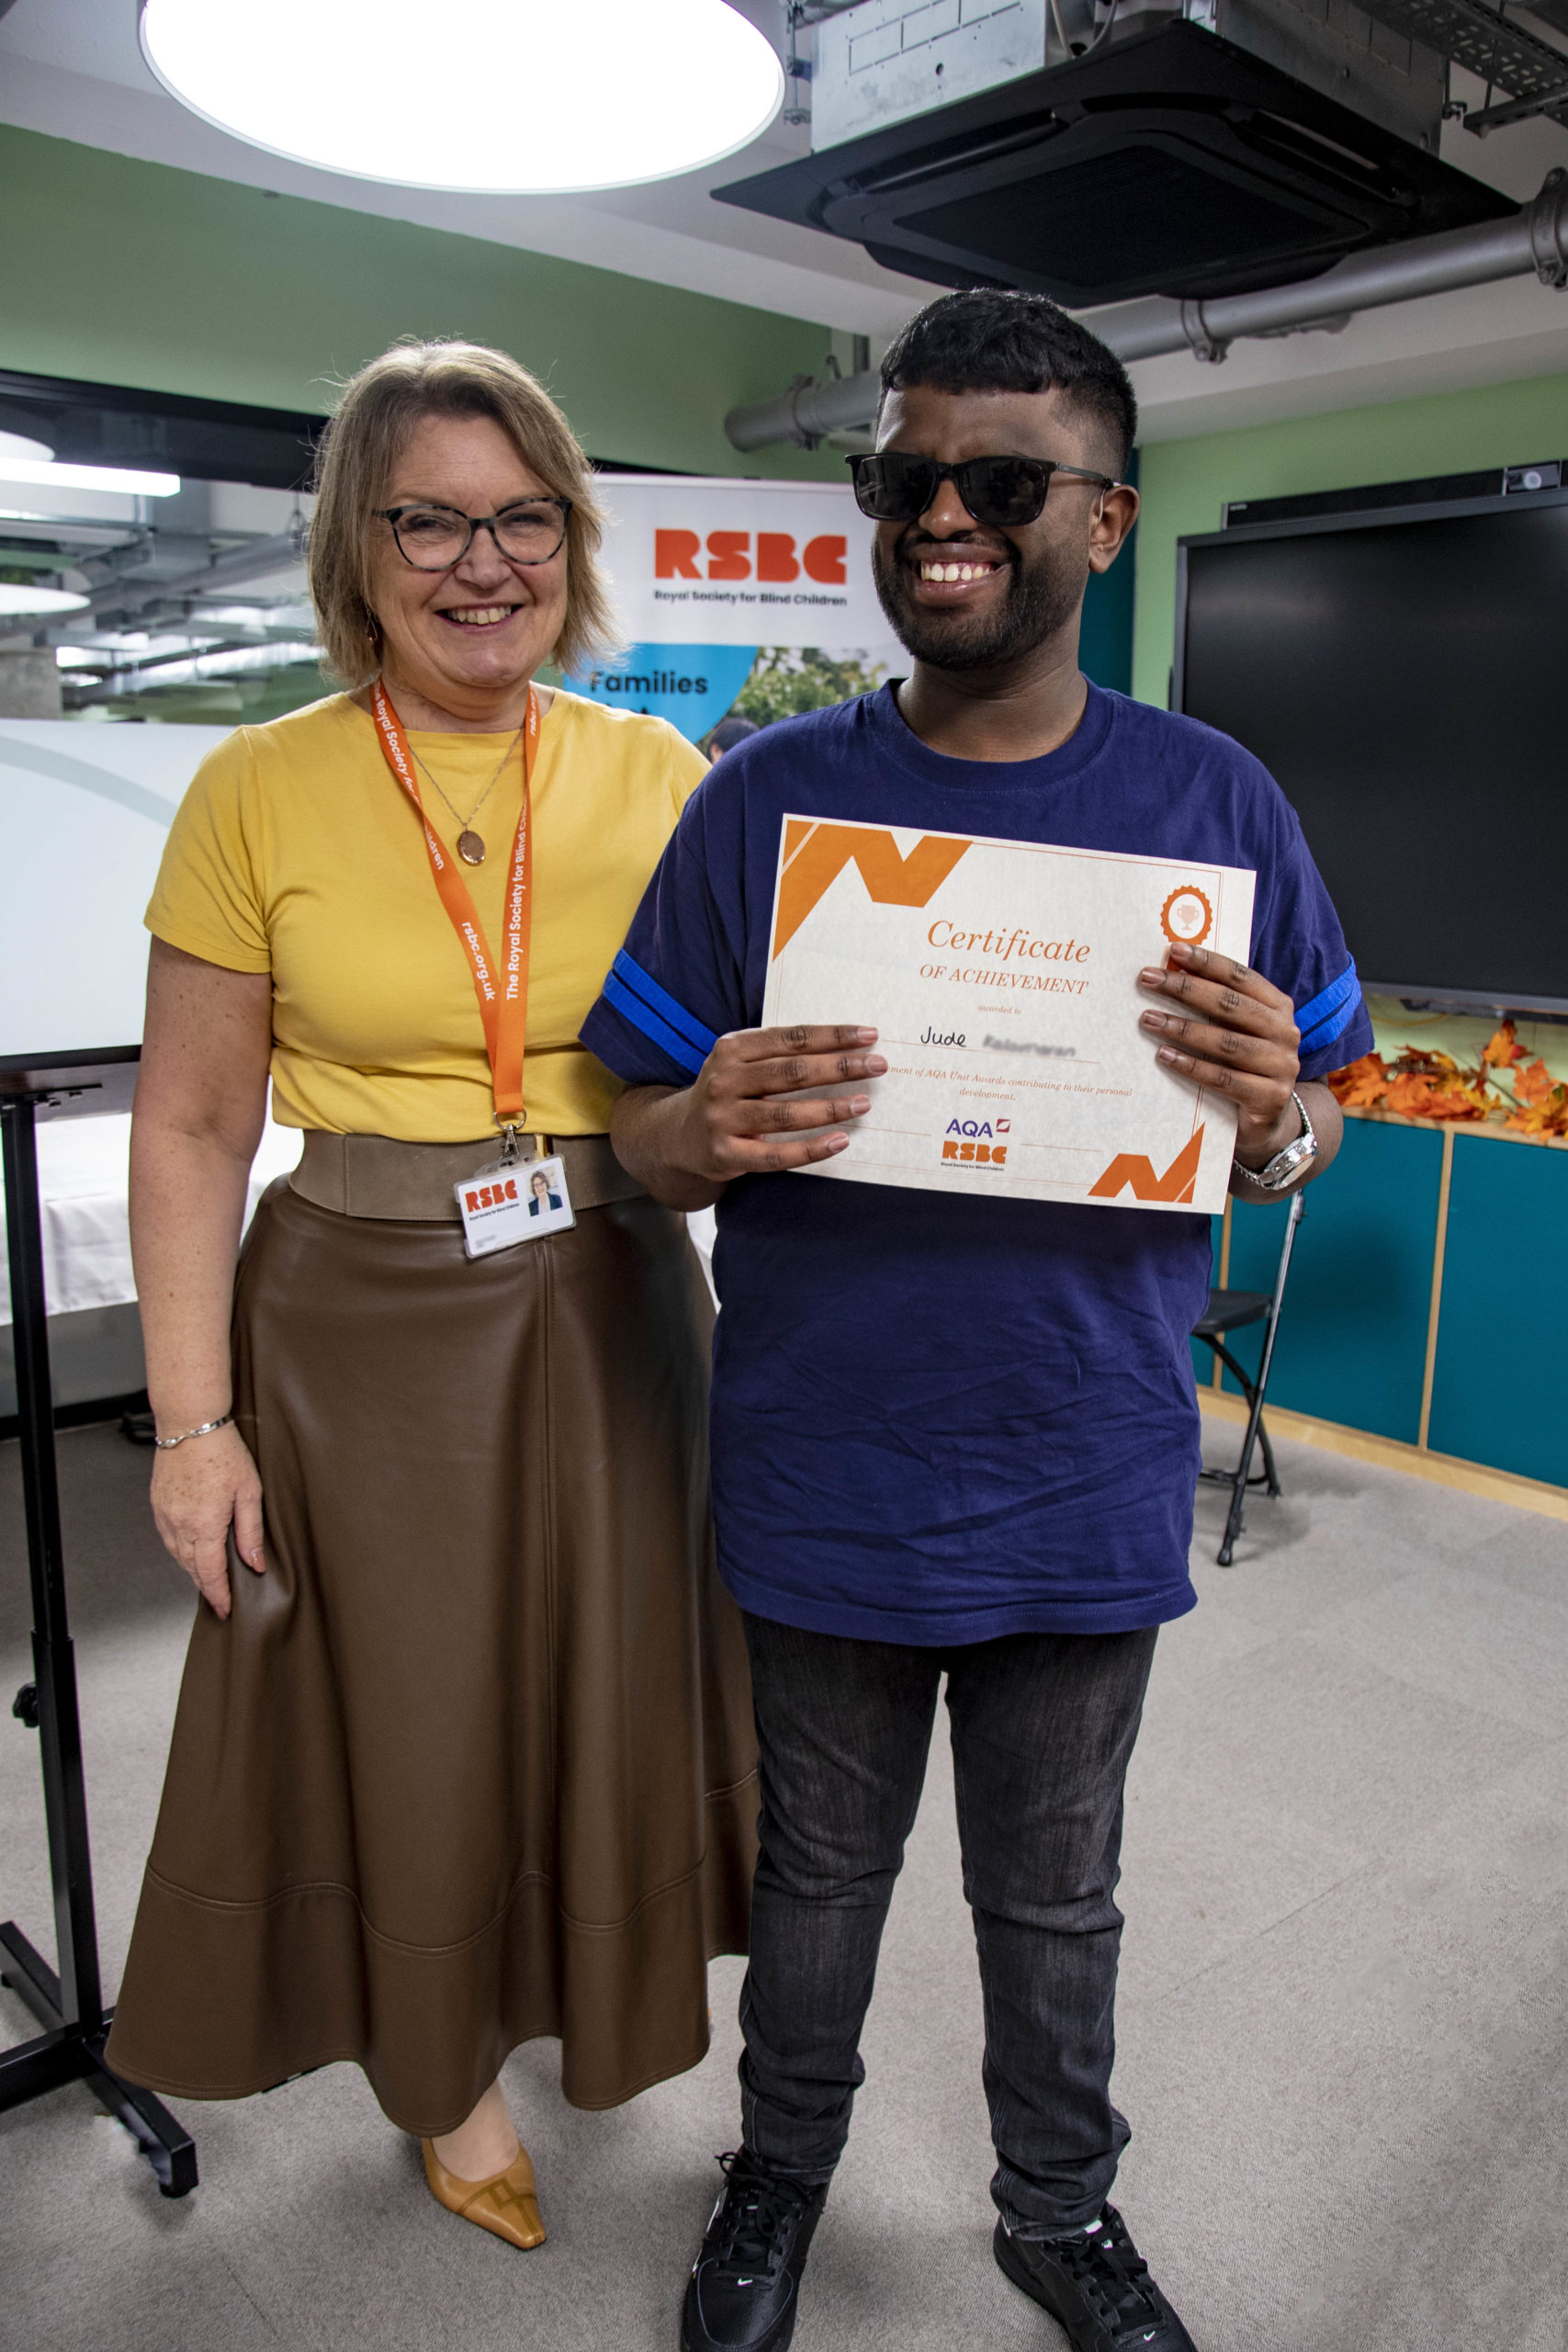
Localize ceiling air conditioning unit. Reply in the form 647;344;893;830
716;0;1514;307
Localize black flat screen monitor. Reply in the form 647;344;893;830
1175;491;1568;1015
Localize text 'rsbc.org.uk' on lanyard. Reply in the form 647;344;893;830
368;676;576;1256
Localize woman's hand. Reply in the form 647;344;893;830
149;1421;265;1623
131;937;273;1617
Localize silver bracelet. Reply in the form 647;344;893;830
153;1413;234;1451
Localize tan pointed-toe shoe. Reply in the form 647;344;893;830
422;2137;547;2250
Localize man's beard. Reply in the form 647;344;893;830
872;531;1082;672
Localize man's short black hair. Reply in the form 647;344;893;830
879;289;1137;476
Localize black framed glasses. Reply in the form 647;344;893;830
375;498;572;570
847;452;1120;528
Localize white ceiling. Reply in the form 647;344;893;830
6;0;1568;443
0;0;934;337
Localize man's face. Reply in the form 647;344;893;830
869;383;1132;673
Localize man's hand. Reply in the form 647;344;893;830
680;1023;887;1177
611;1023;886;1209
1137;941;1303;1168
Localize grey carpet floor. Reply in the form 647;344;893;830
2;1419;1566;2351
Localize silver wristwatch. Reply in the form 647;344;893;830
1235;1090;1317;1192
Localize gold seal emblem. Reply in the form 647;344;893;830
1160;885;1213;949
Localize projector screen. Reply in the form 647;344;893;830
1175;492;1568;1014
0;722;227;1069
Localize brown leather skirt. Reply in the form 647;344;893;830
105;1179;758;2133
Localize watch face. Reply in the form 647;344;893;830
1249;1134;1314;1188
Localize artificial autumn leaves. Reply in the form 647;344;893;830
1329;1022;1568;1138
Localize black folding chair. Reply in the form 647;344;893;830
1192;1190;1305;1566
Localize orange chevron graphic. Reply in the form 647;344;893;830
772;821;972;958
1088;1125;1206;1204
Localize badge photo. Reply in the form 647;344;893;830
456;1154;576;1259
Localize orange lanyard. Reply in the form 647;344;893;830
369;675;538;1131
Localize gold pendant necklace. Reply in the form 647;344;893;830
410;725;523;865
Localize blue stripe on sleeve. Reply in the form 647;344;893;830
1301;998;1360;1056
602;967;708;1078
1296;959;1360;1055
611;949;718;1061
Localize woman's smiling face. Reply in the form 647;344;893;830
367;412;570;720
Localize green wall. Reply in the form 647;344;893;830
0;125;841;480
1133;369;1568;707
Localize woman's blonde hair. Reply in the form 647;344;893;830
309;338;616;685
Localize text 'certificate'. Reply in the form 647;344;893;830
760;815;1257;1215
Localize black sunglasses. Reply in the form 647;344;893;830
848;451;1121;529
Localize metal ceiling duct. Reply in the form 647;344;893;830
721;21;1512;311
724;167;1568;449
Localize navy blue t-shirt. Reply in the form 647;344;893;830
581;684;1371;1645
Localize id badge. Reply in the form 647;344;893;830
456;1153;576;1260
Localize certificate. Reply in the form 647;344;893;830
760;815;1256;1215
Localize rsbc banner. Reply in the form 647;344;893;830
563;475;899;742
598;476;887;648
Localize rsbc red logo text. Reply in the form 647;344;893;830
465;1178;519;1211
656;530;847;585
942;1140;1008;1166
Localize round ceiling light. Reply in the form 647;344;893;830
139;0;784;194
0;584;90;616
0;430;54;464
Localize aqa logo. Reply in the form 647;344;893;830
942;1117;1008;1168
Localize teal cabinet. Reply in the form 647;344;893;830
1195;1111;1565;1490
1217;1116;1444;1444
1427;1135;1568;1487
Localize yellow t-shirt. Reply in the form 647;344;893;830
145;690;707;1140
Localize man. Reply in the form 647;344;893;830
581;290;1371;2352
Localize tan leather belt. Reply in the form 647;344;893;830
288;1130;645;1223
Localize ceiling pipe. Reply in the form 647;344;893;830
1111;165;1568;360
724;168;1568;450
726;365;884;452
80;527;306;625
0;527;310;652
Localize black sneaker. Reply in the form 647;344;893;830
681;2149;829;2352
994;2205;1198;2351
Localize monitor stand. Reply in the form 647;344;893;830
0;1070;196;2197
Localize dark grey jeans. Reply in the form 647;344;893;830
737;1611;1159;2235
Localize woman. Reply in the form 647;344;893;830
105;341;758;2245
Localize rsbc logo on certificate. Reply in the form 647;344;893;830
759;816;1257;1216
